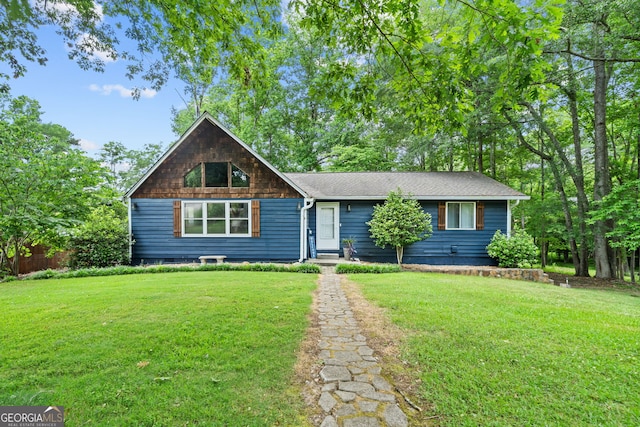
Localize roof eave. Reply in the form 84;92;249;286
311;195;531;201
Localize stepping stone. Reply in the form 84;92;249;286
319;392;337;413
333;350;363;362
358;345;374;356
335;390;357;402
343;417;381;427
384;404;409;427
322;382;337;392
320;416;338;427
339;381;375;395
336;403;357;417
320;366;352;382
372;375;392;391
361;390;397;402
359;400;379;413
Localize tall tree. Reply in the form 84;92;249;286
98;141;164;194
0;94;105;275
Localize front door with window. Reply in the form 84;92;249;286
316;202;340;250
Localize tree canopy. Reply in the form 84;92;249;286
1;0;283;95
0;94;106;275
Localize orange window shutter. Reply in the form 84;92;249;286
438;202;446;230
476;202;485;230
173;201;181;237
251;200;260;237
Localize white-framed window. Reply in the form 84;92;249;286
183;200;251;237
446;202;476;230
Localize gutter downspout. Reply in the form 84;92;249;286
507;199;520;236
127;196;133;262
299;198;315;263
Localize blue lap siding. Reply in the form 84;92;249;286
131;198;302;264
309;200;506;265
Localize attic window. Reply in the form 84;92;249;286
231;165;250;187
184;164;202;187
183;162;250;188
205;162;228;187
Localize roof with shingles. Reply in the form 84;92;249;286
285;171;529;200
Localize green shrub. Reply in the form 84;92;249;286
27;269;58;280
486;229;539;268
68;204;130;268
20;262;319;281
335;263;402;274
290;263;321;274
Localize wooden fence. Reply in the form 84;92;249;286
16;245;70;274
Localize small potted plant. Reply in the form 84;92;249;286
341;237;357;261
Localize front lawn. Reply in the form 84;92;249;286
0;272;316;426
348;272;640;426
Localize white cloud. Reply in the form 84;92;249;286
79;138;100;152
32;0;103;20
76;33;117;63
32;2;114;63
89;84;157;99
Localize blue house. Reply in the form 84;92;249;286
125;113;529;265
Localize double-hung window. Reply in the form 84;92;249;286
183;201;250;236
447;202;476;230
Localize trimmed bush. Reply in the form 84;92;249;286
21;262;320;281
486;229;539;268
335;263;402;274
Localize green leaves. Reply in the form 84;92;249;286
486;229;539;268
67;204;130;269
0;94;106;275
366;189;433;264
589;180;640;253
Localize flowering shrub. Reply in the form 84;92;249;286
486;229;539;268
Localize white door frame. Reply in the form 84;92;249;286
316;202;340;250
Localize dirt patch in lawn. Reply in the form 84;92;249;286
293;276;325;426
547;272;640;294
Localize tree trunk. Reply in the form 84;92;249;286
9;239;20;276
504;110;585;275
396;246;404;265
565;49;591;276
516;104;591;276
592;37;615;278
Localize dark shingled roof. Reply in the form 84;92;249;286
285;171;529;200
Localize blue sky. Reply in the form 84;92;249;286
3;25;184;155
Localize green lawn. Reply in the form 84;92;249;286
348;272;640;426
0;272;316;426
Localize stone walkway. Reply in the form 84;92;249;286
314;267;409;427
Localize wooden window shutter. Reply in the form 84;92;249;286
173;201;181;237
438;202;446;230
251;200;260;237
476;202;485;231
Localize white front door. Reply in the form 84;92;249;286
316;202;340;250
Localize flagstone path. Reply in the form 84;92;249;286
313;267;409;427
